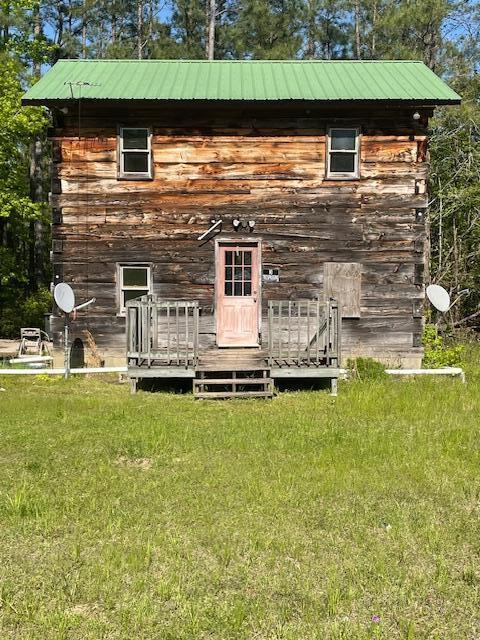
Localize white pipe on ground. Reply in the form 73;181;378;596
9;356;54;364
0;366;127;376
385;367;465;383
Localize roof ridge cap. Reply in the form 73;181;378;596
56;58;426;64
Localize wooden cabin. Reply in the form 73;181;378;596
23;60;460;396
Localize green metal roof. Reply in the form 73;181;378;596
22;59;461;104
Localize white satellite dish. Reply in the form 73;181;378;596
426;284;450;312
54;283;76;313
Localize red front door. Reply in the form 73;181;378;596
216;243;260;347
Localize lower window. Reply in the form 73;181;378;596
118;264;152;313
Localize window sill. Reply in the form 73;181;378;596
324;174;360;181
117;174;153;181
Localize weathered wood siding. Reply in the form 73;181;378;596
49;101;430;366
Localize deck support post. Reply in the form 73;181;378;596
129;377;138;394
330;377;338;397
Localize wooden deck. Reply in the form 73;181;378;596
126;296;342;397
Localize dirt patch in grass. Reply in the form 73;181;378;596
69;602;103;618
115;456;152;470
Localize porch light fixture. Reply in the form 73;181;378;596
413;111;421;120
232;218;256;232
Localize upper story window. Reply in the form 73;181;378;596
118;127;152;178
326;127;360;179
118;264;152;313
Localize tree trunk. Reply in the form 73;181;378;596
137;0;143;59
1;1;9;46
354;0;361;59
82;0;87;58
32;3;41;78
30;5;45;291
29;137;44;291
206;0;216;60
438;177;443;273
306;0;316;58
371;0;377;58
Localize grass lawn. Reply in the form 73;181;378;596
1;364;480;639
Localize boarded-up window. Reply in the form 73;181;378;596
324;262;362;318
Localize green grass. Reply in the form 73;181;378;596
1;362;480;639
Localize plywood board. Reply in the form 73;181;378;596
324;262;362;318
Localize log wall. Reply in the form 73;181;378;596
49;101;431;367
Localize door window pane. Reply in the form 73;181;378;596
223;248;256;296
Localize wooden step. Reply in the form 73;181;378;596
195;391;273;399
193;378;273;386
193;365;273;399
198;365;267;372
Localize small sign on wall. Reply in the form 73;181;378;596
262;267;280;283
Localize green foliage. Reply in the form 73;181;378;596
226;0;304;59
422;323;464;368
347;357;387;380
370;0;463;71
304;0;351;59
0;53;49;333
429;91;480;325
0;287;52;338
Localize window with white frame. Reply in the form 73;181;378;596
327;127;360;178
118;127;152;178
118;264;152;312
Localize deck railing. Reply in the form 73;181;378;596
126;295;199;368
267;298;341;367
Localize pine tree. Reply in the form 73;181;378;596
226;0;303;59
171;0;206;58
303;0;351;59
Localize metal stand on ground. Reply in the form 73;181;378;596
63;312;70;379
54;283;95;379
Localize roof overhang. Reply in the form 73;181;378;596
21;59;462;106
21;97;460;108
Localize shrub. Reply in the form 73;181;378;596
347;357;387;380
422;323;464;368
0;288;52;338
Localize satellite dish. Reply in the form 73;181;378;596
426;284;450;312
54;283;75;313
